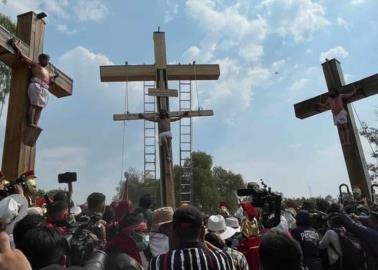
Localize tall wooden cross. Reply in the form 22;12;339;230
294;58;378;198
0;12;73;180
100;31;220;208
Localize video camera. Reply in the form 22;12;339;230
0;171;37;198
237;180;282;228
66;213;104;266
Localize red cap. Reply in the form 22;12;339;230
36;197;46;207
22;170;36;178
240;201;258;219
219;201;229;208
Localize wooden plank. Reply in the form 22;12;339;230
0;24;29;67
113;110;214;121
294;73;378;119
153;32;167;69
100;65;156;82
148;88;178;97
49;64;73;97
24;126;42;147
167;64;220;80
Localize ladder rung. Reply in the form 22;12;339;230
180;124;191;127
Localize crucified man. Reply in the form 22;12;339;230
11;39;59;128
139;110;189;162
316;85;357;145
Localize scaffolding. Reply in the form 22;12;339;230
143;81;157;181
179;80;193;204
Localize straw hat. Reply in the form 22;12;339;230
207;215;236;240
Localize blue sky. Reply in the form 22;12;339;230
1;0;378;203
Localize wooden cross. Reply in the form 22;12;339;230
100;31;220;208
0;12;73;180
294;58;378;198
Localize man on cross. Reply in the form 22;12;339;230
139;110;189;162
317;86;357;145
11;39;59;128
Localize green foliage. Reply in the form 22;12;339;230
114;168;161;208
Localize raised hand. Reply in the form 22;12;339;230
0;232;32;270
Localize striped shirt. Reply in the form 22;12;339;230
148;244;236;270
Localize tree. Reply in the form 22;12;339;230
213;166;244;211
113;168;161;208
0;13;16;119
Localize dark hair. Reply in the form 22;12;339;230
19;226;68;269
38;53;50;61
173;206;203;242
87;192;106;211
13;214;45;250
327;203;341;214
328;88;339;98
139;194;152;209
119;213;144;230
46;200;68;219
328;215;342;228
260;230;302;270
159;110;169;119
296;210;311;227
103;205;115;223
53;191;68;202
205;232;224;249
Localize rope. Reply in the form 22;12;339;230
121;62;129;181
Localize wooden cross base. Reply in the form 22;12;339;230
24;126;42;147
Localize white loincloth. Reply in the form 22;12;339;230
28;77;49;108
159;131;172;145
333;109;348;126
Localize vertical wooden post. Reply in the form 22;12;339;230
322;59;371;197
2;12;45;180
153;32;176;208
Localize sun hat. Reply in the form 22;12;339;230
0;194;28;234
152;207;173;232
225;217;241;233
207;215;236;240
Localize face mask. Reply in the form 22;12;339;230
150;233;170;256
131;232;149;251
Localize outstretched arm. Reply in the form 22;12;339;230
171;111;189;122
342;85;357;100
49;67;59;83
10;39;35;67
314;100;329;110
138;113;159;122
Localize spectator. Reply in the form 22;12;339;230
225;217;242;248
13;214;45;250
319;215;342;270
149;207;173;257
290;210;323;270
135;194;153;230
340;210;378;269
106;213;148;269
149;206;235;270
46;200;70;233
206;215;249;270
86;192;106;217
18;225;68;269
259;230;303;270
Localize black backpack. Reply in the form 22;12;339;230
334;229;366;270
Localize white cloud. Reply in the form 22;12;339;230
186;0;268;62
164;0;179;23
337;17;350;30
0;0;108;22
351;0;366;5
57;24;78;35
271;59;286;72
74;0;108;22
320;46;349;62
259;0;330;42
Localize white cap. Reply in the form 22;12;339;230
207;215;236;240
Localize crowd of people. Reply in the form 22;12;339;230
0;173;377;270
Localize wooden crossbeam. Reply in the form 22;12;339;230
113;110;214;121
0;24;73;98
148;88;178;97
294;73;378;119
100;64;220;82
